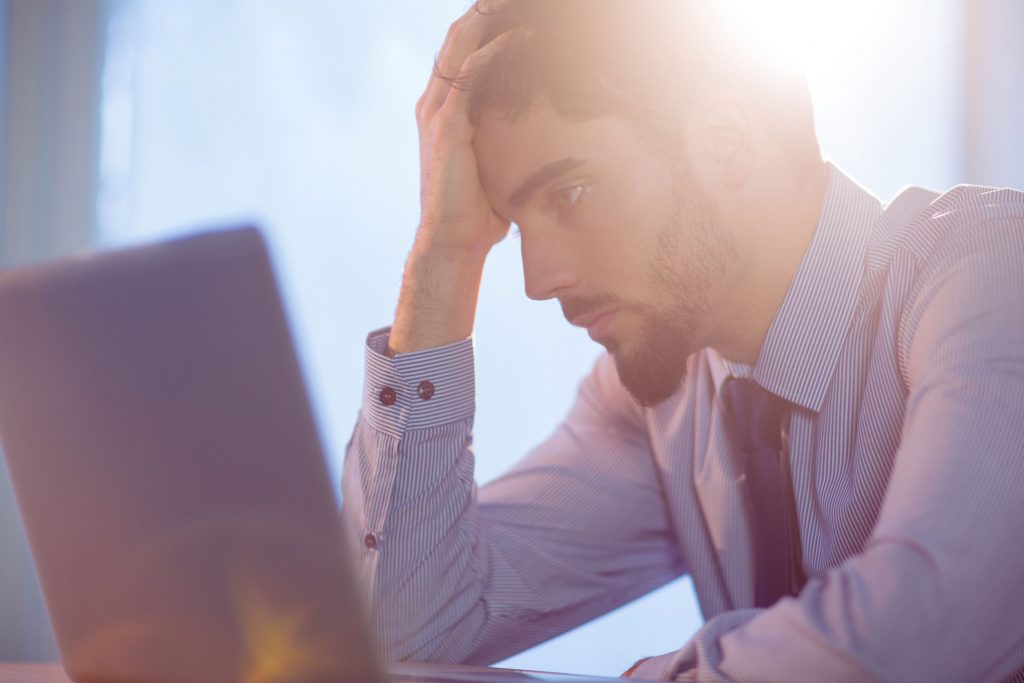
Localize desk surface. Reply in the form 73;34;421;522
0;662;624;683
0;665;67;683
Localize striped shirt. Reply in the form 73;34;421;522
341;164;1024;682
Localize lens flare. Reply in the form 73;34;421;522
231;576;339;683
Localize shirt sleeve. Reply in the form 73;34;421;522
639;217;1024;682
340;327;687;666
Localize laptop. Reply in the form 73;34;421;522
0;227;623;683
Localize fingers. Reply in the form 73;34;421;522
417;6;501;125
621;656;652;678
433;28;523;140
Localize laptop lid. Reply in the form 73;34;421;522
0;227;384;683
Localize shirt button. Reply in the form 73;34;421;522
363;533;379;550
378;387;397;406
417;380;435;401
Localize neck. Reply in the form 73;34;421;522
709;161;830;364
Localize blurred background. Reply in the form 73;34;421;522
0;0;1021;675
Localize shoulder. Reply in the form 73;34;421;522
862;184;1024;384
869;183;1024;271
887;186;1024;380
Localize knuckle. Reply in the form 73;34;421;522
460;51;484;73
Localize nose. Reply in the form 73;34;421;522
520;229;578;301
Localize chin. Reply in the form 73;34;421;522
610;343;689;408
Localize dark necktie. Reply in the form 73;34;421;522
721;377;801;608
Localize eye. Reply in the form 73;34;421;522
553;184;588;213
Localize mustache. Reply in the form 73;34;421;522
560;293;622;323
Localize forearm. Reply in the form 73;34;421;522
339;329;486;661
342;414;488;661
341;342;687;665
387;242;488;355
657;529;1024;683
344;413;686;667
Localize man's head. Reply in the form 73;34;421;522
451;0;823;405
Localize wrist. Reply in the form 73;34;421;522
388;243;487;355
410;225;493;264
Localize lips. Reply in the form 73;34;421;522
569;308;617;342
569;308;613;328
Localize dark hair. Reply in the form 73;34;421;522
441;0;819;166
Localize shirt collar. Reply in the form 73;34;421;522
710;163;883;412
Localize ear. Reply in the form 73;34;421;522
688;91;755;189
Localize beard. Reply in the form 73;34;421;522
607;171;737;407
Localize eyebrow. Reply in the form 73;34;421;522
508;157;588;208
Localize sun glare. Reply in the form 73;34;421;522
711;0;883;79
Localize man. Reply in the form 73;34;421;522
340;1;1024;680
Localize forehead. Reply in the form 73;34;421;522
473;101;656;212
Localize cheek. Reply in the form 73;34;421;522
568;215;638;284
583;181;676;287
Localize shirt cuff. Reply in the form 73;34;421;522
361;326;475;438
